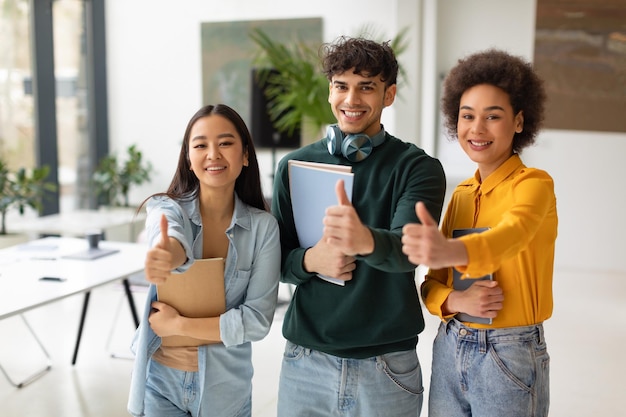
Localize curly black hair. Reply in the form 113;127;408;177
441;49;546;153
320;36;398;88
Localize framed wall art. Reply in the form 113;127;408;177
533;0;626;133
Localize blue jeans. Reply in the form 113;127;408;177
277;341;423;417
144;360;251;417
429;319;550;417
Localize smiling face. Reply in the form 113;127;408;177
328;69;396;137
188;114;248;195
457;84;524;180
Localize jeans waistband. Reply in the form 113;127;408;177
445;318;545;346
285;340;415;364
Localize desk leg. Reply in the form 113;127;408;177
122;278;140;328
72;291;91;365
0;315;52;388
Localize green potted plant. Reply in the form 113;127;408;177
249;28;334;141
92;144;153;207
249;25;409;142
0;158;56;237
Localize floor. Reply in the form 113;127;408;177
0;267;623;416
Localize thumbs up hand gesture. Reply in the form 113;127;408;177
402;202;468;269
144;214;174;284
323;179;374;257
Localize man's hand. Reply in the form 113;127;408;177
144;214;173;284
402;202;468;268
303;238;356;282
323;180;374;256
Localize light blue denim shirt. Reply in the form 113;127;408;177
128;193;281;416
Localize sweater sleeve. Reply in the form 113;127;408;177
420;201;456;320
358;150;447;273
271;155;318;285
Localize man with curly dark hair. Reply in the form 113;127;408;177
402;49;558;417
272;36;446;416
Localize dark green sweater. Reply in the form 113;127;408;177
271;133;446;358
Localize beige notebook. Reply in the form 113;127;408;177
157;258;226;346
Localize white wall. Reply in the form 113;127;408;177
431;0;626;274
432;0;538;180
105;0;626;273
523;130;626;274
105;0;418;201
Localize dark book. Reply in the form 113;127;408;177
452;227;492;324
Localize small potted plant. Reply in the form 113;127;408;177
92;144;153;208
0;157;56;240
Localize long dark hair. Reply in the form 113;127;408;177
140;104;267;211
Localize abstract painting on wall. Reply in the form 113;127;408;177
534;0;626;133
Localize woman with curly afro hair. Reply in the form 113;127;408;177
402;49;558;417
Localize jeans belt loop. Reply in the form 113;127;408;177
444;318;454;335
478;329;488;354
537;323;545;345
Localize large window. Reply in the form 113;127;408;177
53;0;90;211
0;0;35;170
0;0;108;216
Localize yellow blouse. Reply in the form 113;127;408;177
421;154;558;328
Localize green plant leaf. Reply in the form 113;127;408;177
92;144;152;207
0;159;56;235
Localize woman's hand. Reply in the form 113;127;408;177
148;300;182;337
445;280;504;319
144;214;173;284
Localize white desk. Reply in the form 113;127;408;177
0;237;147;387
8;207;146;242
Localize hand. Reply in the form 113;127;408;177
402;202;467;268
445;280;504;319
322;180;374;256
148;301;182;337
303;238;356;282
144;214;173;284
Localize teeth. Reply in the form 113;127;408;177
345;111;363;117
206;166;225;171
470;141;491;147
